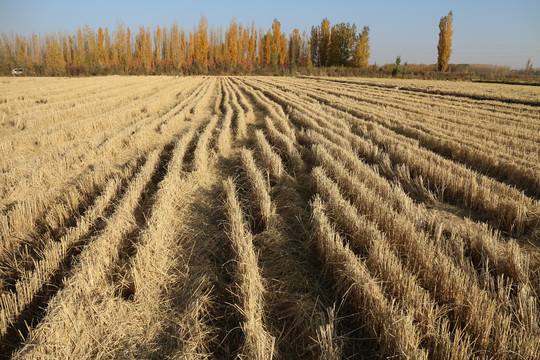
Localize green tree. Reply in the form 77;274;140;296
310;26;319;65
328;22;357;66
392;55;401;77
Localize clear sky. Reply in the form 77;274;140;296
1;0;539;68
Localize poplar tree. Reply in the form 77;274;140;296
289;29;301;65
526;58;532;75
45;35;65;74
179;29;185;67
279;33;287;64
135;26;144;67
208;27;215;65
353;26;370;69
310;26;319;65
328;25;338;65
319;18;330;66
170;23;181;69
299;31;310;67
271;19;281;59
306;35;313;67
82;24;97;68
31;32;41;65
155;25;162;65
76;28;84;67
113;22;126;69
187;32;194;66
135;26;152;71
195;15;208;68
228;20;239;67
126;27;132;68
69;35;76;67
241;27;249;65
62;34;70;66
161;27;167;63
437;11;453;72
238;23;243;60
98;27;105;64
104;28;111;66
15;35;28;66
145;28;153;70
264;29;272;64
248;22;256;67
257;29;264;65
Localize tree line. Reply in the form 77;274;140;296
1;13;458;77
0;16;371;76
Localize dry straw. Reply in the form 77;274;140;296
223;177;275;359
2;76;539;359
311;196;428;359
239;148;276;229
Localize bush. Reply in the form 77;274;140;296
271;53;279;72
392;56;401;77
290;60;297;74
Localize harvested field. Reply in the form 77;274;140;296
0;75;539;359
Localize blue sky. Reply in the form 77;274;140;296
1;0;539;68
